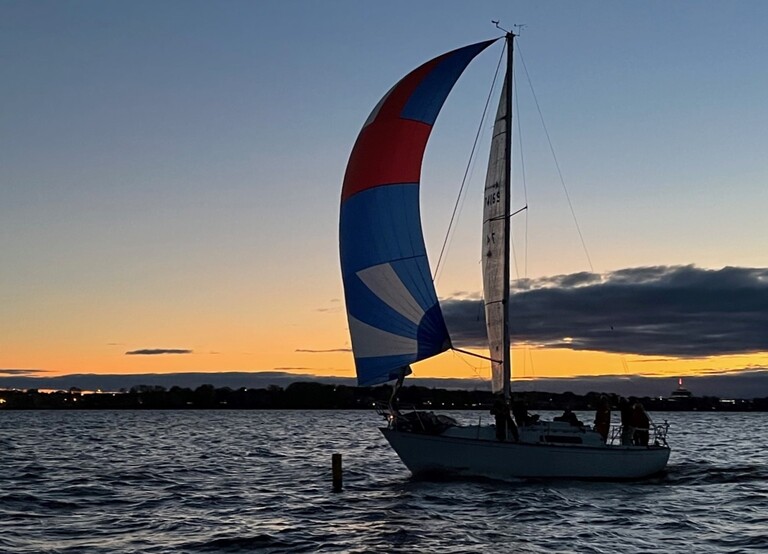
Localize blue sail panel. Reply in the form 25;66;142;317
340;185;450;386
401;40;495;125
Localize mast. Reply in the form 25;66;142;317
502;32;515;402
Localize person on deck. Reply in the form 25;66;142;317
619;397;634;445
512;400;539;427
593;396;611;442
554;407;583;427
491;399;519;441
631;401;650;446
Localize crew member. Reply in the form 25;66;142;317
491;399;519;441
593;396;611;442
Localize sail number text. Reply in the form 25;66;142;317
485;190;501;206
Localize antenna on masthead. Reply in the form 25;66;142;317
492;20;523;38
492;20;511;34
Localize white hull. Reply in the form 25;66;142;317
382;426;670;480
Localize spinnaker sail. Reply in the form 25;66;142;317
340;39;495;386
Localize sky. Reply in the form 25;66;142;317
2;1;768;391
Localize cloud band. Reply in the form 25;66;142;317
442;265;768;357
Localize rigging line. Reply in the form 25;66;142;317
514;58;534;379
485;206;526;223
453;347;500;365
511;237;521;280
434;43;506;280
527;345;536;377
508;59;521;281
516;43;594;272
522;345;527;377
516;343;535;378
509;205;528;218
513;59;530;280
452;350;489;383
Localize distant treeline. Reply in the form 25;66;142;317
1;382;768;411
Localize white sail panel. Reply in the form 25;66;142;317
356;263;425;325
482;79;509;393
348;316;418;358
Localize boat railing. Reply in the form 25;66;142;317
373;401;416;428
373;400;390;417
609;420;670;447
374;401;458;434
652;420;670;446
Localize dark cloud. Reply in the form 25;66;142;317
443;265;768;357
125;349;193;356
0;369;47;376
510;369;768;399
0;371;351;393
511;271;602;291
295;348;352;353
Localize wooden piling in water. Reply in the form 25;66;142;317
332;453;342;492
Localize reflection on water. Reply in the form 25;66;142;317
1;410;767;553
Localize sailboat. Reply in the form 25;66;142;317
339;31;671;479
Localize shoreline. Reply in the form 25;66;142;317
2;383;766;411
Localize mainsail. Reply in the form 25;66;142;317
482;81;508;393
340;40;495;386
482;40;513;396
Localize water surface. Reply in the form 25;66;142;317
1;410;766;553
